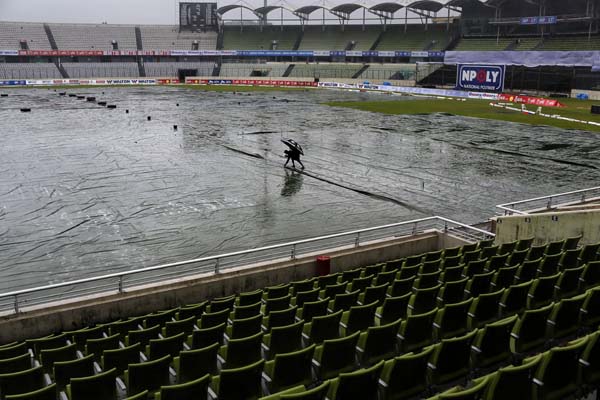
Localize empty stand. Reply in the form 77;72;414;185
139;25;216;50
0;63;61;79
376;25;451;51
61;62;139;78
222;26;300;50
0;22;52;50
219;62;289;78
453;37;514;51
144;62;214;78
49;23;137;51
298;26;379;51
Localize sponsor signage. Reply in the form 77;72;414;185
498;93;564;107
0;80;26;86
187;78;317;87
411;51;429;58
378;51;396;57
520;16;557;25
19;50;105;56
0;50;19;56
457;64;505;92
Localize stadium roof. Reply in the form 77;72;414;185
216;0;514;19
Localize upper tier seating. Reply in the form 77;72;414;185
144;62;214;78
222;26;300;50
139;25;217;50
219;62;289;77
288;63;363;78
49;23;138;51
453;37;514;51
540;35;600;50
298;26;379;51
0;22;52;50
376;25;451;51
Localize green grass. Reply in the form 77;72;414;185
326;97;600;132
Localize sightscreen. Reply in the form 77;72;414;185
179;2;217;31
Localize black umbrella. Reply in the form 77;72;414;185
281;138;304;155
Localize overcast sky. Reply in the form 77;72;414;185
0;0;186;24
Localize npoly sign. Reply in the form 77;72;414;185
457;64;505;92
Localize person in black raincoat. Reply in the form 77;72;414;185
282;139;305;169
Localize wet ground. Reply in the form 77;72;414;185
1;86;599;291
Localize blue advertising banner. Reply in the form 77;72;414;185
456;64;505;92
520;16;557;25
0;80;26;86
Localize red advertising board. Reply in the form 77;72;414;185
189;79;317;87
499;93;565;108
19;50;105;56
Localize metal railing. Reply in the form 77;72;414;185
496;186;600;216
0;216;493;315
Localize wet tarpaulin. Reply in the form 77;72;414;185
444;51;600;69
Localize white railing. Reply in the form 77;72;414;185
0;216;493;315
496;186;600;216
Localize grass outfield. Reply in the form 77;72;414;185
326;97;600;133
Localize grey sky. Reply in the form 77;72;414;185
0;0;183;24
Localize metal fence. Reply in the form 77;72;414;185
496;186;600;215
0;216;493;315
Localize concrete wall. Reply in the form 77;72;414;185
0;231;466;343
494;209;600;245
571;89;600;101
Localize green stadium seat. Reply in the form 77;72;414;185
527;273;560;309
491;266;519;290
486;253;510;272
579;261;600;289
441;254;462;269
553;265;584;298
498;241;517;255
312;331;360;380
296;298;329;323
340;269;361;284
484;354;542;400
397;265;419;280
144;308;178;328
225;314;263;340
398;307;437;353
506;248;529;267
209;359;265;400
326;360;384;400
218;331;263;369
384;259;404;272
437;277;468;305
102;342;142;375
364;264;384;278
537;254;561;277
262;306;297;331
578;242;600;265
510;303;554;355
0;365;46;398
316;274;340;290
163;316;196;337
263;295;292;315
124;390;148;400
290;279;316;296
515;237;534;251
4;383;56;400
356;318;401;366
262;320;303;359
439;265;465;284
208;295;236;313
348;275;374;292
0;354;31;374
379;346;434;400
423;250;443;262
67;326;105;349
546;293;587;340
580;331;600;390
292;288;320;308
340;301;377;335
514;259;539;283
420;260;441;274
477;239;495;250
85;333;121;358
319;282;348;300
558;248;580;270
302;309;342;344
443;246;461;258
532;336;588;400
427;330;477;387
463;259;487;278
527;245;546;261
39;343;77;373
498;281;532;317
544;240;565;256
53;353;95;387
580;287;600;329
176;302;208;321
66;368;117;400
125;324;161;347
433;298;472;340
413;271;441;290
123;354;172;397
198;308;231;329
426;375;489;400
173;342;218;383
0;344;28;361
146;332;185;360
464;271;494;298
27;334;69;357
480;245;499;260
375;292;410;325
258;380;330;400
107;317;144;337
328;290;360;312
154;374;210;400
408;284;441;315
388;276;415;297
237;289;264;306
374;270;397;286
466;289;504;330
404;254;423;268
189;322;225;348
263;344;315;393
461;250;482;265
471;315;518;372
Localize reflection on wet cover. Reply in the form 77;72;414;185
281;168;303;197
